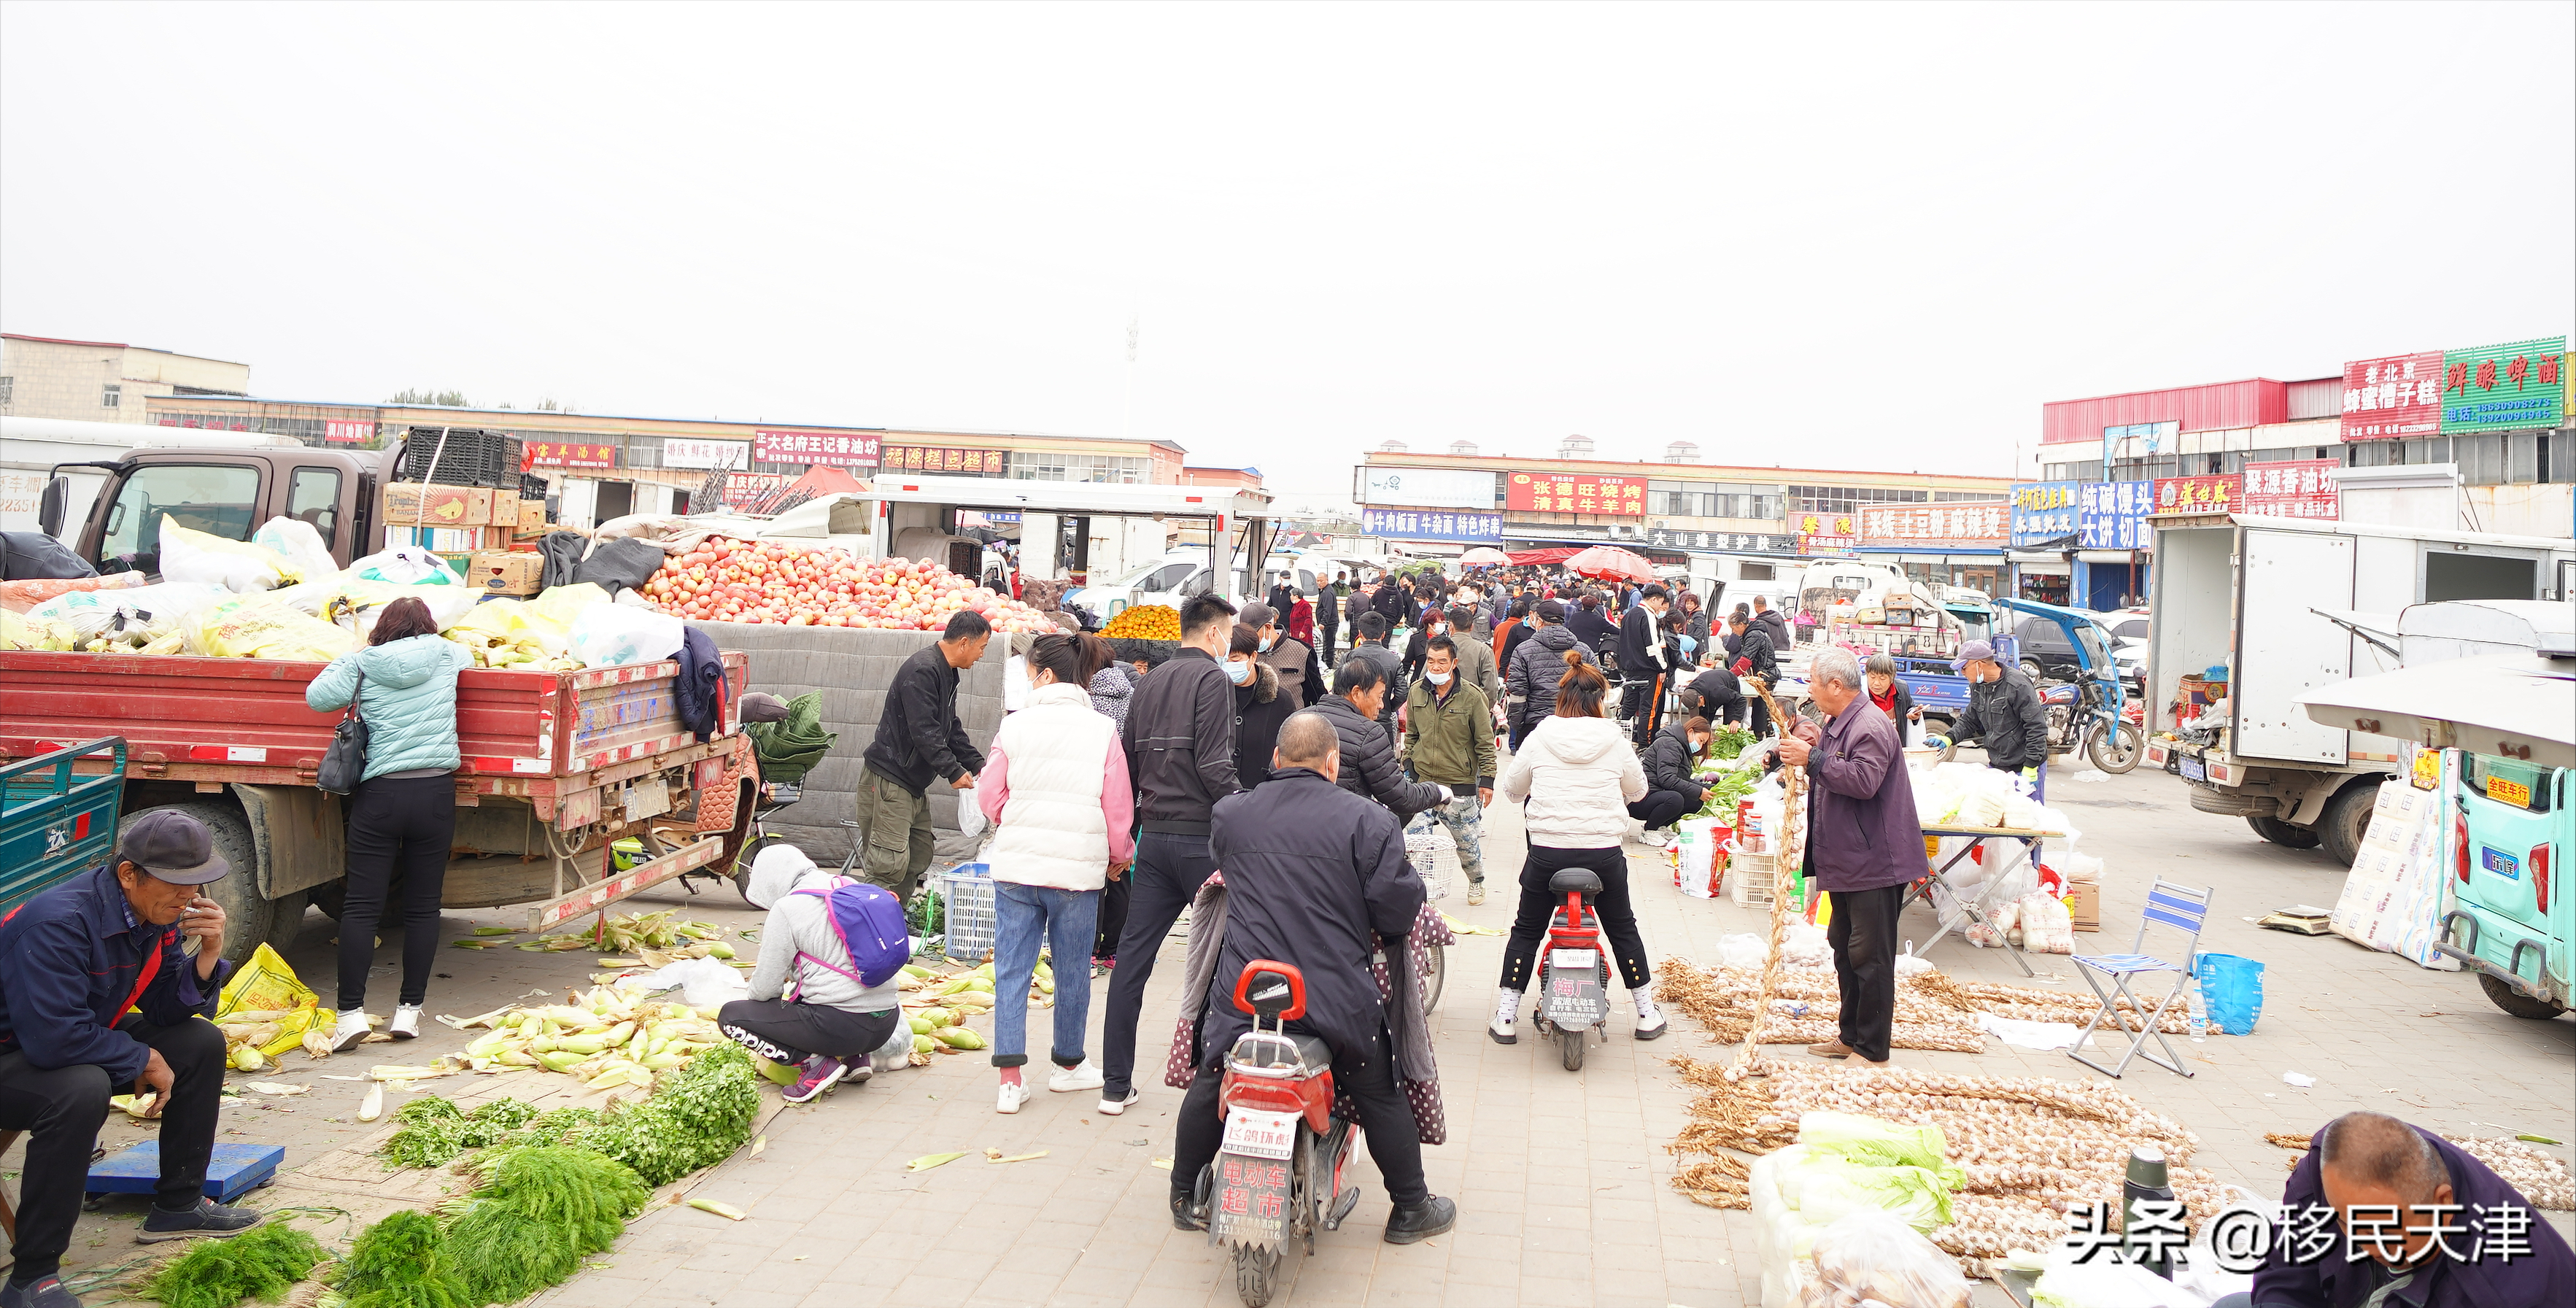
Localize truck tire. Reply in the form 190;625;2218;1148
2477;973;2568;1021
2318;783;2376;867
122;803;305;964
2247;816;2321;849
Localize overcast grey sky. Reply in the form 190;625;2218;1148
4;2;2569;508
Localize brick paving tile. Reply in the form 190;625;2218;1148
500;760;2572;1308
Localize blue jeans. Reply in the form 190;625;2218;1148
991;881;1100;1069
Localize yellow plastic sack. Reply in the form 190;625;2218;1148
184;594;359;662
215;943;322;1056
1;609;79;651
160;518;307;591
453;595;571;655
525;582;610;628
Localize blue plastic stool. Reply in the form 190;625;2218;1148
87;1141;285;1205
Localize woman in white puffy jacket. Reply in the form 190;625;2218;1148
1490;654;1666;1044
977;632;1134;1114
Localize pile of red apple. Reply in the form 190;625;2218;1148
640;538;1060;632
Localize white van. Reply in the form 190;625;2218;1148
1067;550;1325;619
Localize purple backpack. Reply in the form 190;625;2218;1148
791;881;912;992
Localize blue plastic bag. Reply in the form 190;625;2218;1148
2195;953;2265;1034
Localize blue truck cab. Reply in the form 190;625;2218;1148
2440;751;2569;1019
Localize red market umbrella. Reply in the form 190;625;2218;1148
1458;546;1512;565
1563;544;1656;582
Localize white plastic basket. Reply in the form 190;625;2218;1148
1402;820;1455;902
938;862;997;961
1726;842;1776;908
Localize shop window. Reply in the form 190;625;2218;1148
101;384;121;409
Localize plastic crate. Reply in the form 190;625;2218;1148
399;428;525;487
522;472;549;502
938;862;997;961
1728;843;1775;908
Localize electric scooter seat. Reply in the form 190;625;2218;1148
1548;868;1604;897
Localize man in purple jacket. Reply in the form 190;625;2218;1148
1776;648;1918;1067
2227;1110;2572;1308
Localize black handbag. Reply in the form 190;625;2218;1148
318;668;371;795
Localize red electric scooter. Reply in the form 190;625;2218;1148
1190;961;1361;1308
1529;867;1612;1071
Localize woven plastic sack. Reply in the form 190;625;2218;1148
183;594;358;662
569;602;682;668
0;571;147;614
214;943;323;1057
1;610;77;651
251;516;337;580
349;546;463;587
25;582;225;641
160;518;298;592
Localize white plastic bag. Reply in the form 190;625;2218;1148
24;581;225;641
1715;932;1770;970
569;602;684;668
1804;1210;1973;1308
2019;891;2076;955
252;516;337;580
349;546;463;587
867;1016;916;1073
956;774;989;840
1782;923;1831;968
159;518;290;592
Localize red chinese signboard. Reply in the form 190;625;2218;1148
754;429;880;468
2151;473;2241;516
527;440;617;469
2340;351;2443;441
881;444;1007;476
1506;470;1647;516
1857;502;2008;543
2242;460;2339;520
322;419;375;444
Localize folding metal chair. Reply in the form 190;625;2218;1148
2066;879;2211;1078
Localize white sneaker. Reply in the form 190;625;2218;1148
997;1080;1030;1115
1049;1061;1105;1094
330;1009;372;1052
389;1005;422;1040
1099;1088;1142;1115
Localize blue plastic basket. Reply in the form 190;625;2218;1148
939;862;996;961
2195;953;2265;1035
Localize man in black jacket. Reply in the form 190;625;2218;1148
1949;639;2050;777
1615;583;1674;746
1316;657;1446;824
1684;662;1746;727
1346;612;1407;741
1563;592;1617;657
1099;593;1239;1115
1317;572;1346;660
1504;599;1596;750
1266;571;1296;618
1751;595;1793;651
1369;578;1411;634
1173;713;1455;1244
854;610;990;901
1727;611;1778;739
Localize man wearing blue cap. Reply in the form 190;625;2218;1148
1946;639;2049;776
0;810;261;1308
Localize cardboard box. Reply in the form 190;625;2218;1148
490;489;521;530
382;482;495;527
389;525;509;553
2068;882;2100;932
466;549;544;596
518;500;549;533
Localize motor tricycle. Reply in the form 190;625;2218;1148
1529;867;1612;1070
1192;961;1361;1307
1991;597;2143;775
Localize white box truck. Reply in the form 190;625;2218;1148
2144;514;2575;863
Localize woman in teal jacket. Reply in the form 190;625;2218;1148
306;596;472;1048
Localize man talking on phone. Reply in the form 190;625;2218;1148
0;810;260;1308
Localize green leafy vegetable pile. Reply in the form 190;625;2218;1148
381;1097;542;1169
443;1146;650;1304
142;1223;326;1308
565;1043;760;1185
1709;724;1755;760
335;1210;468;1308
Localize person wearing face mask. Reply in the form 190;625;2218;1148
1399;605;1451;681
1238;602;1323;709
1434;604;1503;718
1947;639;2047;778
1404;637;1496;905
1225;623;1299;789
1316;656;1447;824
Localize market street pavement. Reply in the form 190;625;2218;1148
20;758;2570;1307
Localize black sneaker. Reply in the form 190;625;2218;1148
1384;1195;1457;1245
1170;1188;1207;1232
0;1275;84;1308
136;1198;262;1243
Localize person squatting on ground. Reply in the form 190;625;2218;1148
722;847;906;1104
1778;648;1919;1067
978;632;1131;1114
853;610;991;901
1099;593;1240;1114
1629;715;1714;851
1168;712;1457;1245
1406;635;1497;906
305;594;473;1048
1489;657;1666;1044
0;811;263;1308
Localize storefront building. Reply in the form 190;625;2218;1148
143;394;1190;528
1355;449;2011;592
1849;500;2011;599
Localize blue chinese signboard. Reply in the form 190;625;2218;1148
2078;481;2154;549
1362;508;1502;544
2009;481;2080;547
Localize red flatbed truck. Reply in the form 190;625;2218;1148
0;647;756;964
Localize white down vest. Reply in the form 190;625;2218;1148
986;681;1118;891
